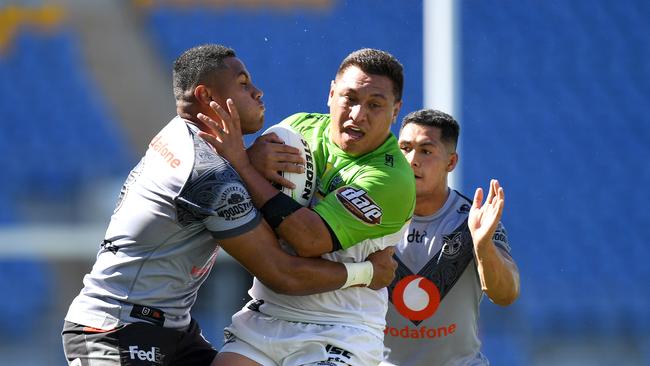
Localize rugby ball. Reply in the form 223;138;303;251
261;124;316;207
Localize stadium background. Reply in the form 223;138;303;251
0;0;648;365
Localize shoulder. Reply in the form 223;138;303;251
281;113;330;132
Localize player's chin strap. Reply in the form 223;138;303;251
260;192;304;229
341;261;374;289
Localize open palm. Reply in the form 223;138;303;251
468;179;505;246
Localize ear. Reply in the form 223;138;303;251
391;100;403;123
447;152;459;172
327;80;336;107
194;85;211;105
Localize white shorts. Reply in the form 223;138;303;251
219;308;384;366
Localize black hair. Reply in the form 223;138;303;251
172;44;236;101
336;48;404;102
400;109;460;149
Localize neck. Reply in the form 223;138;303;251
414;185;450;217
177;102;211;134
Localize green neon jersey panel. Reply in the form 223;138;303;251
279;113;415;250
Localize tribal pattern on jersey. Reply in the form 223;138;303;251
389;220;474;326
176;130;254;226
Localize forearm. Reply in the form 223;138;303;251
276;209;334;257
474;240;520;306
264;256;347;295
232;161;279;208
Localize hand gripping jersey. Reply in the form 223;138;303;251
384;190;511;366
65;116;260;330
247;113;416;338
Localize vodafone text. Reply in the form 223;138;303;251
384;323;456;339
150;135;181;168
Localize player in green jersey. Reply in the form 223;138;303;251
200;49;415;366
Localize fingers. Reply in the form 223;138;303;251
259;132;286;144
268;174;296;190
226;99;241;133
197;130;221;145
208;101;231;133
385;246;395;256
197;112;224;137
473;187;484;210
486;179;496;204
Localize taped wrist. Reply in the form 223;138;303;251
260;192;303;229
340;261;374;289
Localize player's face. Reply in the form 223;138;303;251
399;123;457;198
327;66;402;157
214;57;265;134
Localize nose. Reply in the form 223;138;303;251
349;104;366;123
252;84;263;100
406;151;418;167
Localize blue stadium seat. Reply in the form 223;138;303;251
0;259;52;338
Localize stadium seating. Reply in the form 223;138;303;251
142;1;423;144
0;28;132;222
462;0;650;340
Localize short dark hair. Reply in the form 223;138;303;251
172;44;236;101
336;48;404;102
400;109;460;150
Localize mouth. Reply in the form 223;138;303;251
343;125;364;141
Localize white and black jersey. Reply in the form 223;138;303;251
65;116;260;330
384;190;511;366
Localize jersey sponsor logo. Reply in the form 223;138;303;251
300;137;316;201
216;185;254;221
384;323;457;339
149;134;181;168
407;229;427;244
128;345;165;364
388;275;458;340
324;344;354;364
336;187;382;224
391;275;440;321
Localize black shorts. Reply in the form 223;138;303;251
62;319;217;366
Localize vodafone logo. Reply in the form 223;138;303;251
392;275;440;321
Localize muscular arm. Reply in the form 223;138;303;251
469;179;520;306
474;239;520;306
218;218;340;295
233;162;335;257
197;102;335;257
218;219;395;295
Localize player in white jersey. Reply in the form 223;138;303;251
381;109;521;366
198;49;415;366
62;44;397;366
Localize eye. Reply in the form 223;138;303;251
342;94;357;104
400;145;411;153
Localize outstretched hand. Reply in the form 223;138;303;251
197;99;248;169
468;179;505;247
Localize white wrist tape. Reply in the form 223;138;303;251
341;261;374;289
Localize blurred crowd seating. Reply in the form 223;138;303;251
461;0;650;363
